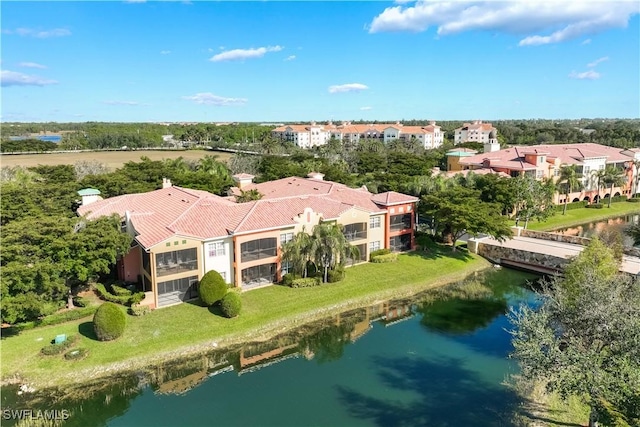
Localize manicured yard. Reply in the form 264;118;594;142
1;249;489;388
524;201;639;231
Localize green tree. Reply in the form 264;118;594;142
512;176;556;227
592;168;607;204
558;165;582;215
627;220;640;246
603;166;626;208
235;188;263;203
280;229;314;278
198;270;227;306
311;221;358;283
420;187;513;251
510;240;640;427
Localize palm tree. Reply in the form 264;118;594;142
592;168;607;204
603;166;626;208
311;221;357;283
558;165;582;215
235;188;263;203
280;229;314;278
630;159;640;197
198;155;230;178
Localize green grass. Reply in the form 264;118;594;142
525;201;640;231
1;249;489;388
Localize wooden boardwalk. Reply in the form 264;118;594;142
473;235;640;276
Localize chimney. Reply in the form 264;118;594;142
232;173;255;189
162;178;172;188
77;188;101;206
429;120;436;126
307;172;325;181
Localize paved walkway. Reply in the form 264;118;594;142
479;236;640;275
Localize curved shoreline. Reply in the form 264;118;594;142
2;259;491;389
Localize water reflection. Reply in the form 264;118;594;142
553;214;639;247
1;269;537;427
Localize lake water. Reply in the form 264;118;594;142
1;268;538;427
552;213;639;247
8;135;62;143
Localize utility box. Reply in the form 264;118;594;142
54;334;67;344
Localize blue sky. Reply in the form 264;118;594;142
1;1;639;122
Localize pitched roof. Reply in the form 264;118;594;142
78;177;417;248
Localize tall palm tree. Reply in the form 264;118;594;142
311;221;357;283
198;155;230;178
603;166;626;208
280;229;314;278
235;189;263;203
630;159;640;197
592;168;607;204
558;165;582;215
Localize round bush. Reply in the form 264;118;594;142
220;293;242;318
93;302;126;341
198;270;228;306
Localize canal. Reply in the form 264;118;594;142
2;268;539;427
552;213;639;247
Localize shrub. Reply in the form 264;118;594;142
627;197;640;203
369;248;391;261
280;273;298;287
371;253;399;263
554;200;587;212
128;304;151;316
41;335;77;356
94;284;143;306
110;285;132;297
198;270;228;306
220;293;242;318
64;348;88;361
327;268;345;283
37;306;98;327
290;277;321;288
93;302;126;341
587;204;605;209
72;296;89;307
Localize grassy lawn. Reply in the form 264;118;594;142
1;249;489;388
525;201;639;231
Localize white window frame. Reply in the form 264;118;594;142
280;232;294;245
369;216;381;229
281;260;293;275
369;241;381;252
208;241;226;258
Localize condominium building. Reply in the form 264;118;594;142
454;120;498;145
450;143;640;204
77;174;418;309
272;121;444;150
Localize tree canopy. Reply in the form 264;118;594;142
510;239;640;426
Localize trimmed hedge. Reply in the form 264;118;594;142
587;203;605;209
110;285;132;297
41;335;77;356
369;248;391;261
290;277;321;288
94;283;144;306
64;348;89;361
199;270;228;306
128;304;151;316
280;273;298;287
628;197;640;203
72;296;89;308
371;253;399;263
93;302;126;341
220;293;242;318
555;201;587;212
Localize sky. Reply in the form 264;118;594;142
1;1;639;123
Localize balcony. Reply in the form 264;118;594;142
343;223;367;242
240;237;277;263
390;214;412;232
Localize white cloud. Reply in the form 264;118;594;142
360;106;373;111
587;56;609;67
182;92;247;106
328;83;369;94
284;55;296;61
3;27;71;38
569;70;601;80
368;1;639;46
581;38;592;45
103;100;142;106
160;50;171;55
210;45;283;62
18;62;47;69
1;70;58;87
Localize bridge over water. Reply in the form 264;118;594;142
468;228;640;276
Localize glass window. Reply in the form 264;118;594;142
369;216;381;229
369;241;381;252
208;241;226;257
240;238;278;263
281;260;293;275
280;232;294;245
155;248;198;277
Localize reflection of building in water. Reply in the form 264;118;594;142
238;343;300;374
381;303;414;327
153;353;233;395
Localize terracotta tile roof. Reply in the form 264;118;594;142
80;177;417;248
371;191;419;206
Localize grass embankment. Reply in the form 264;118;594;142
1;250;489;388
525;202;640;231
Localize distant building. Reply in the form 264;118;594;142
454;120;498;145
272;121;444;150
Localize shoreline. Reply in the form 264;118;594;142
1;256;492;389
526;202;639;232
